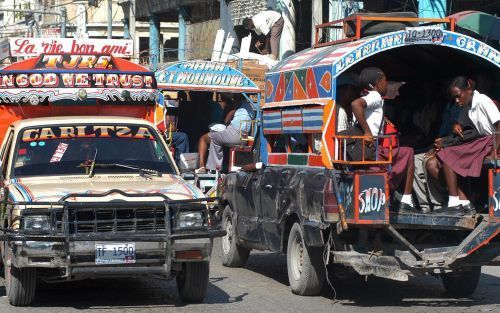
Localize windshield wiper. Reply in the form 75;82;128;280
88;148;98;178
90;163;162;178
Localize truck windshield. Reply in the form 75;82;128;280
12;124;175;177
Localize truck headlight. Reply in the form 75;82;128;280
178;211;204;228
24;215;51;231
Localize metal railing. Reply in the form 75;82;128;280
314;15;456;48
332;133;394;165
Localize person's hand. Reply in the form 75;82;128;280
363;132;374;148
255;41;263;48
424;149;436;159
453;123;463;139
434;137;443;151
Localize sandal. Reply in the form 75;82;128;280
195;167;207;174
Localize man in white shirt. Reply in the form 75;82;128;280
243;10;284;60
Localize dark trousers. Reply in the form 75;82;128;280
265;17;284;58
171;132;189;163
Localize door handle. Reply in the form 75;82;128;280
264;184;273;189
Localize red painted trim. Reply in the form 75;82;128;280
466;227;500;255
263;130;282;135
308;155;324;167
354;173;359;222
268;153;288;165
347;219;387;225
489;169;494;217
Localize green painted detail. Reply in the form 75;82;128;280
288;154;308;165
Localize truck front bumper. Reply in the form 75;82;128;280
1;193;226;279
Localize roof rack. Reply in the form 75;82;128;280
314;15;456;48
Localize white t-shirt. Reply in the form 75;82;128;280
252;11;282;36
360;91;384;136
337;106;352;132
469;90;500;136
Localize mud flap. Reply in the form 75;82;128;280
302;221;324;247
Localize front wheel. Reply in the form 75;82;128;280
286;223;325;296
176;262;209;303
221;206;250;267
441;266;481;298
4;262;37;306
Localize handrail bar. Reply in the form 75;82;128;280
314;15;456;48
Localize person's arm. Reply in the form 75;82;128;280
224;109;236;125
351;98;370;136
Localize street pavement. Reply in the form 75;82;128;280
1;238;499;313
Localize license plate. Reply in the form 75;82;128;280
405;26;444;44
95;243;136;265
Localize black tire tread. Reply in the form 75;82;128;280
441;266;481;298
177;262;209;303
6;266;36;306
287;223;325;296
221;206;250;268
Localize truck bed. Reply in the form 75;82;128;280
389;211;479;230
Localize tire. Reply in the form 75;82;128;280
286;223;325;296
176;262;209;303
4;263;36;306
221;206;250;267
441;266;481;298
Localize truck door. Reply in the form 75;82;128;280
232;170;262;243
0;129;14;221
259;167;293;252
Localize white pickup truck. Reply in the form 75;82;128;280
0;116;224;306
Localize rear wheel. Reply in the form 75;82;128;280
176;262;209;303
287;223;325;296
221;206;250;267
4;262;36;306
441;266;481;298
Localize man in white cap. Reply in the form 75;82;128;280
243;10;284;60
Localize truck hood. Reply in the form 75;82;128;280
7;175;205;203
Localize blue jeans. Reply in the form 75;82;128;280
171;132;189;163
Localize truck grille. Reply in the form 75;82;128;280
55;208;167;234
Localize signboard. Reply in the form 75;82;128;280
0;39;10;62
0;54;154;89
41;27;61;38
9;38;133;58
155;60;260;93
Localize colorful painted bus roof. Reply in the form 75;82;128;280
265;29;499;108
0;54;156;104
155;60;260;93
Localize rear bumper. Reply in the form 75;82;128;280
330;216;500;281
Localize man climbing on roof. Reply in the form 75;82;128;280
242;9;284;60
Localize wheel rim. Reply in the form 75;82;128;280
290;231;304;280
222;215;233;255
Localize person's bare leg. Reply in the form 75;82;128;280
197;133;211;168
425;156;441;180
442;163;458;196
457;185;468;200
404;159;415;195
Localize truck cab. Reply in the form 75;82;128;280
0;54;224;306
219;15;500;297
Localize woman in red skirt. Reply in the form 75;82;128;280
351;67;416;213
429;76;500;214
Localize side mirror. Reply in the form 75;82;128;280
179;153;199;172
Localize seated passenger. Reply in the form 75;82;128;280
351;67;416;213
427;76;500;215
196;95;255;173
413;84;462;213
336;73;359;132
